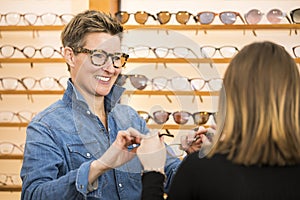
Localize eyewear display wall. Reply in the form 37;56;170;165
115;8;299;25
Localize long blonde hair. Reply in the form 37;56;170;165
209;41;300;166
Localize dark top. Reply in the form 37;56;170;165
142;152;300;200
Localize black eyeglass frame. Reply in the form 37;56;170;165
290;8;300;24
72;47;129;68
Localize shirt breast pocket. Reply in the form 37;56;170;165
67;143;94;170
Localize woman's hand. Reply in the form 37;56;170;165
97;128;143;170
181;126;215;154
136;132;166;174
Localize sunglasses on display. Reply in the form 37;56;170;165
115;11;156;24
138;110;217;125
156;11;194;25
290;8;300;24
72;47;129;68
199;45;239;58
0;12;74;25
193;11;245;25
244;8;291;24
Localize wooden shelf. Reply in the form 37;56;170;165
0;185;22;192
123;24;300;31
0;154;23;160
0;122;28;127
147;124;199;130
1;24;298;32
124;90;219;96
0;90;64;95
0;90;218;96
0;122;204;130
1;57;299;64
0;25;64;31
0;58;64;63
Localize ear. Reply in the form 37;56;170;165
63;47;76;69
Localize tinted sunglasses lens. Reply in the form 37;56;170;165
157;12;171;24
176;12;190;24
135;12;149;24
116;12;129;24
173;111;190;125
220;12;237;24
129;75;148;90
245;9;263;24
266;9;283;24
193;112;210;125
153;111;170;124
291;9;300;23
197;12;215;24
115;74;127;86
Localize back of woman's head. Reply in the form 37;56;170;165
214;41;300;166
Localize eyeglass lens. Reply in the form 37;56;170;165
290;8;300;23
0;142;24;154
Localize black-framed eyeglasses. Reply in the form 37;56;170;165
72;47;129;68
292;45;300;58
290;8;300;24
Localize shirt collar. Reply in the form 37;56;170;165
63;79;125;112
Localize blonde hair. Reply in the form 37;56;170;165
209;41;300;166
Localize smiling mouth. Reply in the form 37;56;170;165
95;75;110;82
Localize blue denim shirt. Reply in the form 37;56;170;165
20;80;180;200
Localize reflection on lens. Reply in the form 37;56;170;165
266;9;284;24
220;12;237;24
245;9;263;24
129;75;148;90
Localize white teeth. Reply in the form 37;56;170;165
95;76;110;82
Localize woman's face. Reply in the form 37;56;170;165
70;32;122;98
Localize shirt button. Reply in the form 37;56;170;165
86;153;91;158
79;185;84;189
118;183;122;187
86;110;91;115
